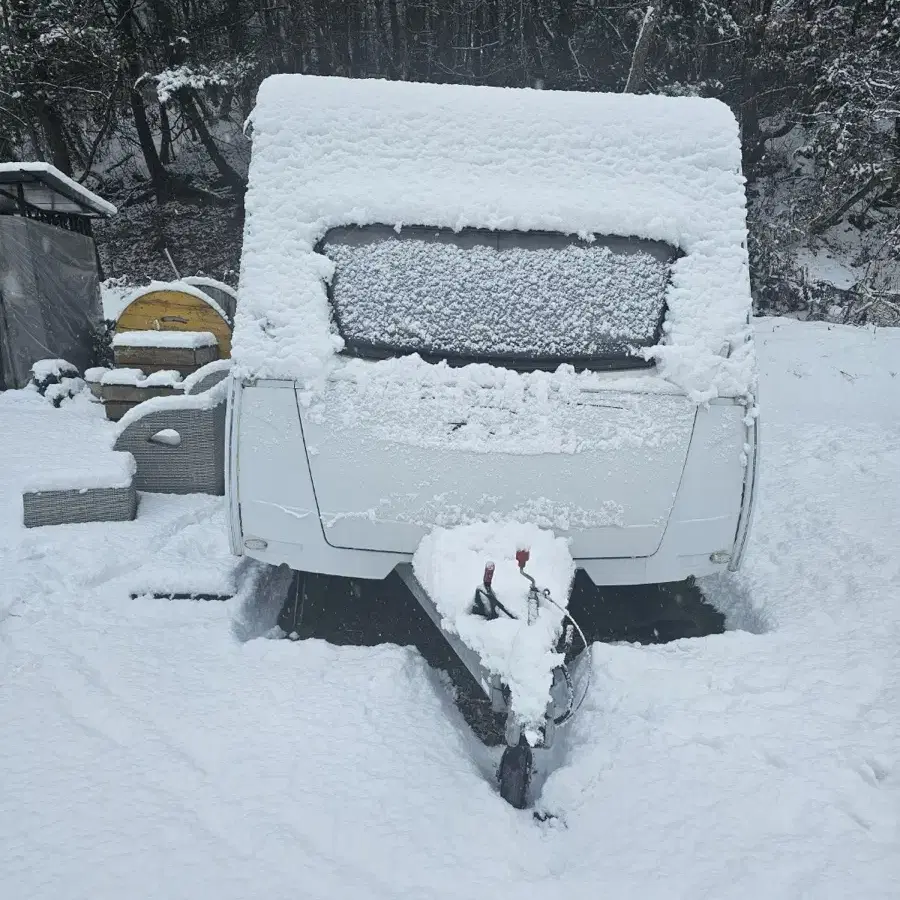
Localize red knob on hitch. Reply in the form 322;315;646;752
515;548;530;569
483;561;495;586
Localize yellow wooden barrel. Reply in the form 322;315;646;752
115;286;233;357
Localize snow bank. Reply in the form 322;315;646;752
0;388;238;592
235;76;754;403
21;450;135;493
413;522;575;728
1;318;898;900
112;330;217;349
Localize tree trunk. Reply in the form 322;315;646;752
78;74;123;183
64;119;90;170
739;1;776;174
0;131;14;162
177;88;246;194
387;0;405;79
36;101;73;175
117;0;168;202
130;86;169;203
809;173;884;234
159;103;172;164
313;0;334;75
624;5;658;93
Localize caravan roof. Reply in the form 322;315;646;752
234;76;755;402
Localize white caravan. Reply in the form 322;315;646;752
226;75;758;588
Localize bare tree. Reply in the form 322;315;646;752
624;5;657;94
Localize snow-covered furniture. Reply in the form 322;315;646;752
182;360;230;396
112;362;230;495
22;452;137;528
112;330;219;375
85;367;185;421
87;358;231;422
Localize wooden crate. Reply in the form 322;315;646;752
113;343;219;374
90;381;184;421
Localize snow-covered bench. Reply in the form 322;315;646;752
22;452;138;528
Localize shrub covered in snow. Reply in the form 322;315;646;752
91;319;117;368
28;360;85;407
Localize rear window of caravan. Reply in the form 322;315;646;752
321;226;675;371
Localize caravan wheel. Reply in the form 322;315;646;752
498;738;533;809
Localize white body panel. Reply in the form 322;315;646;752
227;377;757;586
228;78;758;587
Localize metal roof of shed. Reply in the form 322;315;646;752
0;162;117;218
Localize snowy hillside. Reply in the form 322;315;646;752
1;317;898;899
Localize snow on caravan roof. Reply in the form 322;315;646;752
234;75;754;401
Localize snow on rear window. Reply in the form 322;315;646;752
322;227;673;367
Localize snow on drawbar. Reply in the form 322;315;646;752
235;75;754;401
413;522;575;728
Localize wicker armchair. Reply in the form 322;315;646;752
113;363;230;495
182;361;231;396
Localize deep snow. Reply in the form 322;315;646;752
1;317;899;899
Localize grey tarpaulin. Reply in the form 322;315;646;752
0;216;102;389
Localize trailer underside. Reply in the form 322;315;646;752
276;567;726;806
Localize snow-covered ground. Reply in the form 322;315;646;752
2;317;898;899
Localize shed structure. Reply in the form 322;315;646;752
0;162;116;389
